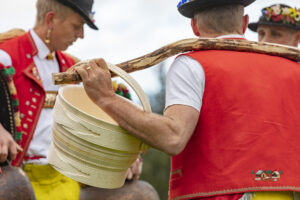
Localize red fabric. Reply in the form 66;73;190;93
23;156;45;160
169;50;300;199
195;193;243;200
0;32;75;166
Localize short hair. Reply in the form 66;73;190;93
194;4;244;34
36;0;73;25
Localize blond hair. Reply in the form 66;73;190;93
35;0;73;25
194;4;244;35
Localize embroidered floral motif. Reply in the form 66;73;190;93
252;170;283;182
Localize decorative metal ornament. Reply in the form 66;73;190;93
44;29;51;44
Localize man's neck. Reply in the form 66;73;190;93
199;31;242;38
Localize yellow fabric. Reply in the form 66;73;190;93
23;164;80;200
252;191;294;200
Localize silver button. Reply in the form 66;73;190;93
28;111;33;116
23;123;28;129
32;97;37;103
20;113;25;119
62;59;66;64
30;88;33;92
26;54;31;59
25;101;30;106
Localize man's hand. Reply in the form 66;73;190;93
126;156;143;180
75;59;115;106
0;124;22;162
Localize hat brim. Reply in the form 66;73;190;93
248;21;300;32
178;0;256;18
56;0;98;30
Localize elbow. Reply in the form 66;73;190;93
164;135;187;156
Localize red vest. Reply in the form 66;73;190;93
0;32;75;166
169;50;300;200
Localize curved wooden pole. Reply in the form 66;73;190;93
52;38;300;85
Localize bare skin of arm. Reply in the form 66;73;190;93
76;59;199;156
0;123;22;162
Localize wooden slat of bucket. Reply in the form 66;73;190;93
52;38;300;85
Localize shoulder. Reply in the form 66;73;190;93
168;55;204;79
0;33;28;65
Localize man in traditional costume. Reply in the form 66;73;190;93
0;0;98;199
248;4;300;47
76;0;300;199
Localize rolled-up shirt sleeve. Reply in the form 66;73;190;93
0;49;12;66
165;55;205;112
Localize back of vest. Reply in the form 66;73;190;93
169;50;300;200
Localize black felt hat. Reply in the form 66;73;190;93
248;4;300;32
177;0;255;18
56;0;98;30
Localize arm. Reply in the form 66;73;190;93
76;59;200;156
0;123;22;162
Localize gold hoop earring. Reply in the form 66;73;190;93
44;29;51;44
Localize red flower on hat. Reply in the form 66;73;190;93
272;14;283;22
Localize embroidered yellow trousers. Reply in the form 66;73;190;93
23;164;80;200
252;191;295;200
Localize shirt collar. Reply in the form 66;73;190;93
29;29;52;60
216;34;245;39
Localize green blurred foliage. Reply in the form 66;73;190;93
141;148;170;200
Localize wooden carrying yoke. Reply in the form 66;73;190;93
52;38;300;85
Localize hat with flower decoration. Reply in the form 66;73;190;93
177;0;255;18
248;4;300;31
55;0;98;30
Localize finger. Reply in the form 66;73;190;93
75;66;89;81
126;169;133;180
8;142;17;161
0;144;8;163
16;144;23;152
94;59;110;73
86;61;97;76
134;161;143;180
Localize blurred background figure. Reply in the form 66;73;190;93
0;61;35;200
248;4;300;46
0;0;97;199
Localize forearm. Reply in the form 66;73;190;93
97;94;182;155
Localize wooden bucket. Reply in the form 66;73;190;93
48;63;151;189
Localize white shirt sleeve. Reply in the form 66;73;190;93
165;55;205;112
0;49;12;66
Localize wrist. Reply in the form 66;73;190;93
95;92;117;110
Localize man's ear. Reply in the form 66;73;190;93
242;14;249;34
191;18;200;36
45;11;56;28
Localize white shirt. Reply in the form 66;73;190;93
165;34;245;112
0;29;60;164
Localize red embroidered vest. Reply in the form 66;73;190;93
0;32;75;166
169;50;300;200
